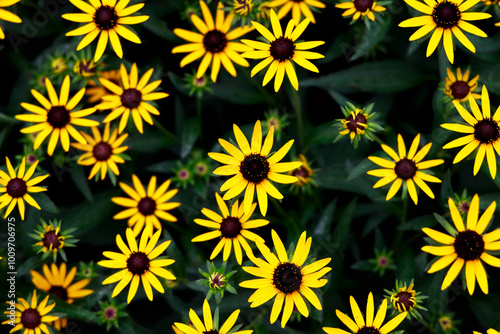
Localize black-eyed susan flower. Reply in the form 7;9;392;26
31;263;93;331
174;298;253;334
441;86;500;179
422;195;500;294
323;292;407;334
2;290;59;334
474;330;500;334
0;157;48;220
71;123;129;181
192;193;269;265
112;174;180;237
208;120;301;216
231;0;255;18
334;102;383;149
197;261;238;304
73;58;97;79
17;75;99;156
62;0;149;62
398;0;491;64
241;9;324;91
240;230;331;328
384;279;428;320
367;133;444;205
268;0;326;24
443;67;480;102
439;313;460;334
29;218;78;262
98;226;176;303
96;298;127;332
0;0;22;39
335;0;386;22
95;63;168;134
86;69;121;103
289;154;314;187
172;1;252;83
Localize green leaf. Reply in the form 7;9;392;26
31;192;59;213
313;199;336;237
433;213;458;236
350;16;392;61
127;131;175;153
17;256;45;277
331;197;357;253
51;299;100;324
70;166;93;202
399;214;437;231
181;118;201;159
142;18;178;42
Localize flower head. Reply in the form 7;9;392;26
398;0;491;63
439;313;460;334
172;1;252;82
0;157;48;220
17;75;99;156
73;58;97;78
95;63;168;134
240;230;331;328
336;0;386;22
384;279;428;320
367;133;444;205
208;120;302;216
268;0;326;24
196;261;239;304
112;174;180;237
0;0;22;39
422;195;500;294
29;218;78;262
192;193;269;264
51;57;68;75
323;292;407;334
335;102;383;148
264;109;289;140
62;0;149;61
98;226;176;303
241;9;324;91
441;85;500;179
443;67;480;102
96;298;127;331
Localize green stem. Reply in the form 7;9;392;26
291;88;304;151
241;68;278;107
196;95;203;145
153;117;179;143
371;133;385;146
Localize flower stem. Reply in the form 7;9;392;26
153;117;179;143
291;88;304;150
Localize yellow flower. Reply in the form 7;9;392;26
288;154;313;186
232;0;254;16
16;75;99;156
267;0;326;24
323;292;407;334
86;69;121;103
443;67;480;102
98;226;176;303
422;195;500;294
172;1;252;83
62;0;149;61
95;63;168;134
367;133;444;205
441;86;500;178
241;9;324;91
192;193;269;265
31;263;93;331
0;0;22;39
72;123;128;180
336;0;386;22
240;230;331;328
474;330;500;334
1;290;59;334
112;174;180;237
0;157;48;220
208;120;301;216
398;0;491;63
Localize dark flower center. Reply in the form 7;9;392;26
454;230;485;261
104;307;117;320
47;106;70;128
7;178;27;198
127;252;150;275
394;158;417;180
94;5;118;30
240;154;270;184
354;0;374;12
270;37;295;62
43;230;62;250
273;263;302;293
93;142;113;161
220;217;242;238
203;30;228;53
121;89;142;109
432;1;461;28
209;273;225;289
49;286;68;301
474;119;500;144
394;291;414;311
346;113;368;132
357;326;382;334
20;308;42;329
450;81;470;100
138;197;156;216
378;256;388;267
292;166;310;179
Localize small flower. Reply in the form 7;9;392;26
172;165;195;189
241;9;324;91
398;0;491;63
232;0;254;17
0;157;49;220
76;261;99;280
98;226;176;303
256;1;273;21
196;261;238;304
112;174;180;237
73;58;97;78
29;218;78;262
1;290;59;334
367;133;444;205
240;230;332;328
86;69;122;103
450;189;471;218
336;0;386;22
51;57;68;75
31;263;94;331
323;292;407;334
334;102;383;149
370;247;396;276
183;70;213;98
384;279;428;320
0;0;22;39
288;154;316;193
264;108;288;141
441;85;500;179
174;299;253;334
96;298;127;332
438;313;460;334
443;67;480;102
268;0;326;24
62;0;149;61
